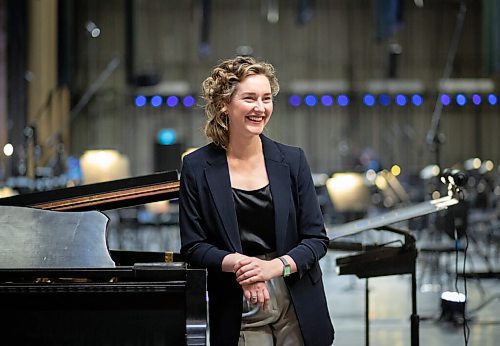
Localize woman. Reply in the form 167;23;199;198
179;56;334;346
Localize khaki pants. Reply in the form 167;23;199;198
239;255;304;346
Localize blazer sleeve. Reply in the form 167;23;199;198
287;148;330;278
179;157;231;270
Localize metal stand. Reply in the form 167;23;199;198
330;196;462;346
362;268;419;346
365;278;370;346
411;270;420;346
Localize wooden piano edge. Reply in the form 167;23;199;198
0;170;180;212
32;181;180;211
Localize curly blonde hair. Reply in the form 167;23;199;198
202;56;280;149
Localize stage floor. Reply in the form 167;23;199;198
106;218;499;346
323;249;499;346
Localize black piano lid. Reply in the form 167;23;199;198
0;170;179;211
0;204;189;279
0;205;115;269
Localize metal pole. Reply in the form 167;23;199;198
411;271;420;346
365;278;369;346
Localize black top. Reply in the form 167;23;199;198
232;184;276;256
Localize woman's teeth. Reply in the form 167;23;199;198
248;116;263;121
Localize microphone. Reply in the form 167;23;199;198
440;168;467;187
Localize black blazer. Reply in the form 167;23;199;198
179;135;334;346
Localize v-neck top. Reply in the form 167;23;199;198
232;184;276;256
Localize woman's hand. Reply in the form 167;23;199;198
242;281;270;311
221;253;249;272
234;257;282;285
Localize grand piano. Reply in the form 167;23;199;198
0;171;207;346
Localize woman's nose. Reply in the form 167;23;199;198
254;100;264;112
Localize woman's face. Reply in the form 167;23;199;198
225;74;273;140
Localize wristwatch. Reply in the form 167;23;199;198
278;256;291;277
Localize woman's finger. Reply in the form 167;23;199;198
233;258;252;272
237;271;255;283
238;275;262;286
243;288;252;301
256;288;265;304
236;266;262;281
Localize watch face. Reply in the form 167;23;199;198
284;266;291;276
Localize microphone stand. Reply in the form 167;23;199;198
426;2;467;167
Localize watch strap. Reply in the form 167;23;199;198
278;256;291;277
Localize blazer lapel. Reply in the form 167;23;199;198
261;135;291;255
204;154;242;253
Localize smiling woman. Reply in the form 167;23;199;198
179;56;335;346
201;56;279;150
225;74;274;141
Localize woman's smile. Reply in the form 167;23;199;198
247;115;265;122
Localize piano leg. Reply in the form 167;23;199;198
186;268;208;345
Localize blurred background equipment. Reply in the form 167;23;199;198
0;186;17;198
326;172;371;222
80;149;130;184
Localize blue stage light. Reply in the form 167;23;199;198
182;95;195;107
166;96;179;107
157;128;177;145
363;94;375;107
151;95;163;108
337;95;349;107
134;95;147;107
456;94;466;106
321;95;334;107
395;94;407;106
289;95;301;107
488;94;498;105
305;95;317;107
440;94;451;106
379;94;390;106
411;94;423;106
472;94;481;106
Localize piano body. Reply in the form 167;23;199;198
0;171;207;346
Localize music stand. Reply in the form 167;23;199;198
328;195;459;346
328;195;458;241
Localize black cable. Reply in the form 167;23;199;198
453;225;469;346
462;228;470;344
453;229;460;323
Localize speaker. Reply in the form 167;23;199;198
154;143;182;173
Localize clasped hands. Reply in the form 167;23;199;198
233;256;281;311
